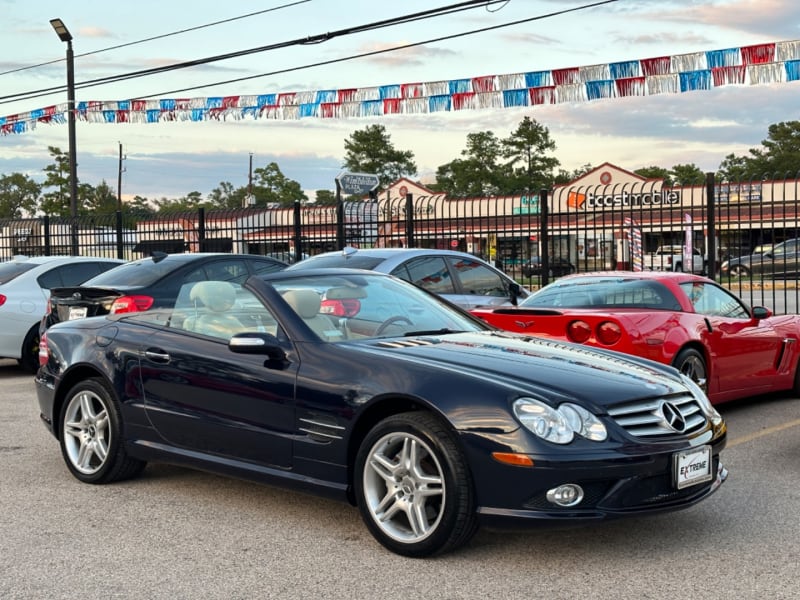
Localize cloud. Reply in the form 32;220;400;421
354;42;458;67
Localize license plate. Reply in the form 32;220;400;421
68;307;88;320
673;445;712;489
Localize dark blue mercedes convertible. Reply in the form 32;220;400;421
35;268;727;557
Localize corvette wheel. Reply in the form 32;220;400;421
355;412;477;557
59;378;146;484
673;348;708;394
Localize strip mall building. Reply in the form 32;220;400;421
375;162;797;269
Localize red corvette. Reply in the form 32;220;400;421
471;271;800;405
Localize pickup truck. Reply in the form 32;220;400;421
643;245;706;274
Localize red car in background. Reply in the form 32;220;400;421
471;271;800;405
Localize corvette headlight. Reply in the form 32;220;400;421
513;398;607;444
680;374;723;427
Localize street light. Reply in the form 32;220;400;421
50;18;78;222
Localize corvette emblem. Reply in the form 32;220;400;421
514;320;535;328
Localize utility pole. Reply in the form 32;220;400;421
244;152;254;207
117;142;126;210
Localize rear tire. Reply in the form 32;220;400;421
354;412;477;557
59;377;146;484
18;325;40;373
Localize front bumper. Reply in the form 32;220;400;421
462;427;727;528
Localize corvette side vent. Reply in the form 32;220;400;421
606;393;707;438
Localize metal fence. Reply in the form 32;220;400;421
2;173;799;313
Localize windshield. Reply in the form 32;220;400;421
522;277;682;310
272;273;486;340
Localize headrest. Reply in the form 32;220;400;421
189;281;237;312
283;289;322;319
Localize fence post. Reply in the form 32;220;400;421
405;193;414;248
293;201;303;261
197;207;206;251
43;215;52;256
115;210;124;259
335;180;345;250
539;188;550;286
705;172;716;280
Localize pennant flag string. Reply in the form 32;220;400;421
2;39;799;136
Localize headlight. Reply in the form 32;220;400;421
720;260;729;269
680;374;723;427
513;398;607;444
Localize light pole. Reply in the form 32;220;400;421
50;18;78;222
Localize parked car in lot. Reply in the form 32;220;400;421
521;256;575;278
720;238;800;277
0;255;124;372
41;252;287;334
286;247;528;308
36;269;727;557
471;271;800;405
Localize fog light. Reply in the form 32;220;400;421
546;484;584;507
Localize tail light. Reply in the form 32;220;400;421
321;298;361;318
39;332;49;366
110;295;154;314
0;294;6;307
567;320;591;343
596;321;622;345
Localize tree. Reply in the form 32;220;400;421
250;162;307;207
634;165;673;185
554;163;593;185
208;181;248;209
83;180;118;215
40;146;72;217
314;189;337;205
433;131;510;196
343;124;417;189
717;153;751;182
670;163;706;186
501;116;560;193
154;191;206;212
0;173;41;218
745;121;800;178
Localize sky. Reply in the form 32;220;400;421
1;0;800;202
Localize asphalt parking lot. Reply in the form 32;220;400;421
1;359;799;600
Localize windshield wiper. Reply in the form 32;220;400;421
403;328;465;337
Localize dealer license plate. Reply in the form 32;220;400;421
673;445;712;489
68;307;88;320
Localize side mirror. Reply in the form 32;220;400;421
229;332;287;361
509;282;521;306
752;306;772;320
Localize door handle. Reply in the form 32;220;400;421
144;349;170;363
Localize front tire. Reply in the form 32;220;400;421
354;412;477;557
59;378;146;484
673;348;708;394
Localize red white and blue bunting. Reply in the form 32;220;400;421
3;40;800;135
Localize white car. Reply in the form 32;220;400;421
286;247;528;309
0;255;124;371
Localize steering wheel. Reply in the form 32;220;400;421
375;315;413;335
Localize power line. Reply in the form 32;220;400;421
141;0;620;99
0;0;314;79
0;0;517;105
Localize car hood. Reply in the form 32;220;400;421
361;330;687;410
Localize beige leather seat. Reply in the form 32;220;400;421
282;289;344;341
183;281;246;339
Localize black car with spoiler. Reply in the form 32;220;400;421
41;252;287;332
